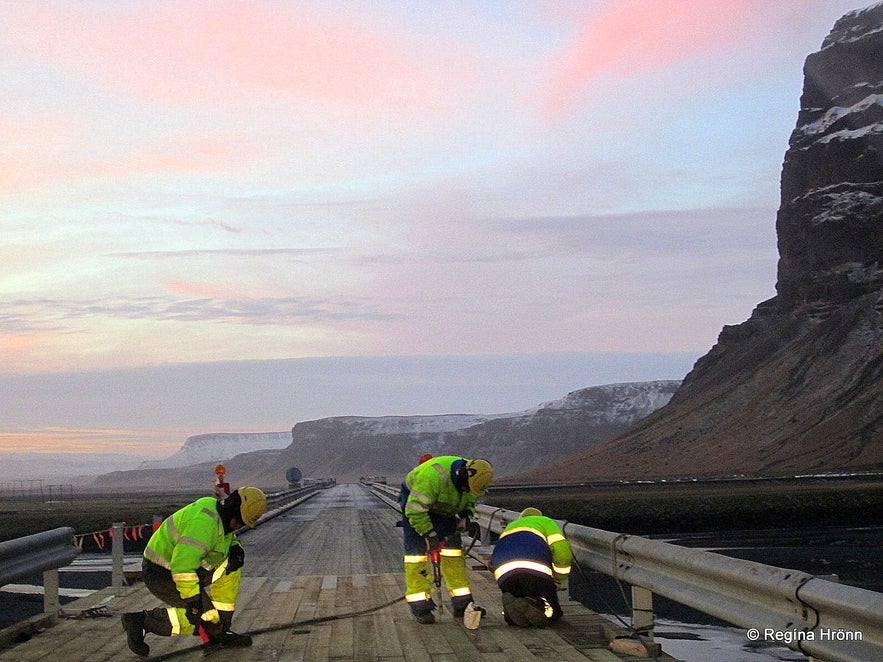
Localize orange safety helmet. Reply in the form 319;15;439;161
214;464;226;476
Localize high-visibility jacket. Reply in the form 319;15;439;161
491;515;572;583
144;496;241;600
403;456;477;536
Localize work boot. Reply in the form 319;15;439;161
409;598;437;624
201;630;253;656
121;611;150;658
414;611;435;624
214;611;252;647
502;592;542;628
219;630;253;647
524;599;549;628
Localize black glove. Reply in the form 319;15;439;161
226;544;245;574
424;532;443;554
183;595;204;627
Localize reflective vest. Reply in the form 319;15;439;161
404;456;477;536
144;496;239;600
491;515;572;583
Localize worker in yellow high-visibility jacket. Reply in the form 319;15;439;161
399;455;493;624
491;507;572;627
121;487;266;657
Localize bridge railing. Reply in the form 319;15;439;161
475;503;882;662
0;527;81;623
242;483;328;531
365;481;882;662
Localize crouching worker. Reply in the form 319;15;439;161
491;507;572;627
399;456;493;624
121;487;267;657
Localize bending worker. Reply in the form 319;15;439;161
399;455;493;623
490;507;572;627
121;487;267;657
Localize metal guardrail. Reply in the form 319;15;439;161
241;482;333;531
365;481;883;662
0;526;81;588
1;486;330;619
265;485;320;509
0;527;81;620
475;504;883;662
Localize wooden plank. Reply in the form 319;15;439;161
0;485;681;662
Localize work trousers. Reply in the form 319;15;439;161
142;558;241;636
398;485;473;616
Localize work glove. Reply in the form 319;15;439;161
183;595;204;627
424;532;443;554
226;544;245;574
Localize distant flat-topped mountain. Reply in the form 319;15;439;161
275;380;680;482
514;3;883;483
92;380;680;489
139;431;292;469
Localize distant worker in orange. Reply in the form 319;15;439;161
418;453;433;465
213;464;230;499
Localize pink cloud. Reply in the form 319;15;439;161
543;0;765;118
0;427;180;454
166;280;236;299
4;1;452;112
0;113;252;194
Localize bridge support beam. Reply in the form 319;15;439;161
111;523;125;590
42;569;60;622
631;585;654;640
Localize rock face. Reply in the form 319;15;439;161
776;3;883;306
516;4;883;483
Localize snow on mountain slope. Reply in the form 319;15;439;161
141;431;292;469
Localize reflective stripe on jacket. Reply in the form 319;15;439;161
490;515;573;583
403;456;476;536
143;496;238;600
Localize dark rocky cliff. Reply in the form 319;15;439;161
516;4;883;482
776;3;883;306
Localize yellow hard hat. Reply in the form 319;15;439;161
520;507;542;518
465;459;493;496
237;487;267;527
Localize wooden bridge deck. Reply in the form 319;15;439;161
0;484;676;661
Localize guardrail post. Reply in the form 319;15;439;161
631;585;654;639
111;523;125;589
43;569;60;622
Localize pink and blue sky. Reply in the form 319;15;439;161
0;1;867;468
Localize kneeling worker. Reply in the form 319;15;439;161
399;456;493;623
121;487;267;657
491;507;572;627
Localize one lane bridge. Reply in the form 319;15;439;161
0;483;670;661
